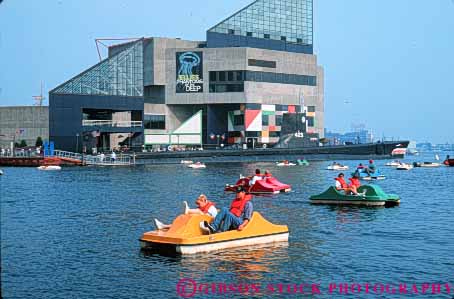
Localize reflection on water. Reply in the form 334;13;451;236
1;153;453;298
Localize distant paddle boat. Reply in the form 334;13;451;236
413;162;441;168
296;159;310;166
181;160;194;164
396;163;413;170
355;169;386;181
385;160;402;167
276;161;296;167
188;162;206;169
326;163;349;171
310;184;400;207
37;165;62;171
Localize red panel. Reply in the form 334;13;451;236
245;110;261;130
228;137;235;144
269;125;276;131
288;105;296;113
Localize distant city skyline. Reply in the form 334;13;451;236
0;0;453;143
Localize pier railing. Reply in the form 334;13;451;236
83;153;134;166
52;150;135;166
82;120;143;128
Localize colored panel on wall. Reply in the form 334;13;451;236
262;104;275;112
261;130;269;138
245;110;262;132
173;110;202;134
269;125;277;132
261;137;270;143
268;115;276;126
288;106;296;113
262;110;275;116
228;111;234;131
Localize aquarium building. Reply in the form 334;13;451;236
49;0;324;151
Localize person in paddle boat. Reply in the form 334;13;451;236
364;160;376;176
335;173;360;195
203;186;253;234
264;170;272;178
357;163;365;170
250;169;264;186
349;172;362;189
154;194;217;230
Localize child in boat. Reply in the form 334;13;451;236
335;173;359;195
154;194;217;230
202;186;253;234
264;170;272;178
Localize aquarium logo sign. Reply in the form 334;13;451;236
176;51;203;93
176;279;454;298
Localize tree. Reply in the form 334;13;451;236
35;136;43;147
19;140;27;148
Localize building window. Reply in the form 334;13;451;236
218;71;226;82
276;115;283;126
209;70;316;92
228;71;234;81
307;116;315;127
308;106;316;112
297;38;303;44
264;34;270;39
228;29;235;35
248;59;277;69
209;83;244;93
246;32;253;37
262;115;269;126
144;115;165;130
209;72;217;81
245;71;316;86
281;36;287;41
234;115;244;126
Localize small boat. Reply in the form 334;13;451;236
326;164;349;171
413;162;441;168
356;169;386;181
276;161;296;166
139;212;289;254
385;160;402;167
37;165;62;171
310;184;400;207
225;176;291;194
188;162;206;169
0;169;3;175
396;163;413;170
296;159;310;166
180;160;194;164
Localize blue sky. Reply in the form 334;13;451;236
0;0;453;143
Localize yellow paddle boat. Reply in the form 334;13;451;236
140;212;289;254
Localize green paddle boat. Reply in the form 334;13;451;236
310;184;400;207
297;159;310;166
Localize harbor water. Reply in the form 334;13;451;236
1;154;453;298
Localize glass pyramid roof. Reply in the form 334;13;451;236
52;40;144;97
208;0;313;45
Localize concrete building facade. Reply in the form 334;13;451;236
0;106;49;149
49;0;324;152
